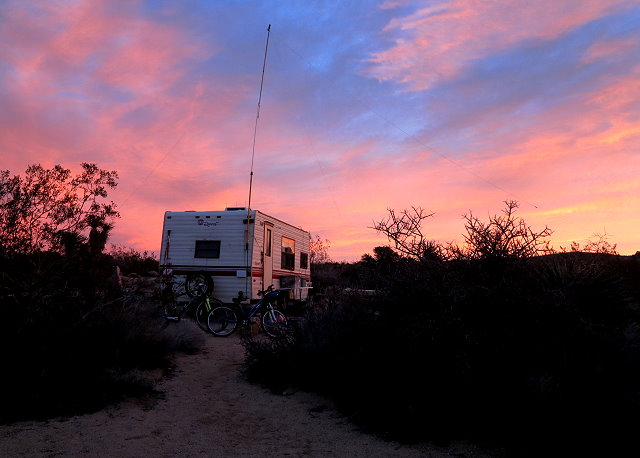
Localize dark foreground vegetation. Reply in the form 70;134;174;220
245;204;640;456
0;163;203;423
0;250;207;423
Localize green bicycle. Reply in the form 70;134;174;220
161;289;222;334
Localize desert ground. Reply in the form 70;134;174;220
0;322;491;457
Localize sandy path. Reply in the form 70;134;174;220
0;323;488;457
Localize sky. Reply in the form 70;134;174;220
1;0;639;261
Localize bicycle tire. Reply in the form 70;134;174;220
185;273;214;298
195;300;217;334
207;306;238;336
261;309;288;338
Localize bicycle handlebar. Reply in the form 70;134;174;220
257;284;275;296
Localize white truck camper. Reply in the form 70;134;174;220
159;208;311;304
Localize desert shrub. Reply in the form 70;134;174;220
244;289;376;389
310;261;364;293
244;251;640;453
108;244;159;276
248;203;639;452
243;331;303;393
0;251;203;423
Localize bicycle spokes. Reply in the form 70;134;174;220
207;306;238;337
261;309;288;338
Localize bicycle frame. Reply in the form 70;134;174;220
237;290;279;321
167;294;214;319
163;293;221;336
207;287;286;337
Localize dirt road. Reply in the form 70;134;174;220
0;323;488;457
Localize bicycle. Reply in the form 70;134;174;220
183;272;214;298
160;269;214;299
161;286;222;334
207;285;288;338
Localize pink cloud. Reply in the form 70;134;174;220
367;0;628;90
582;35;640;64
380;0;415;9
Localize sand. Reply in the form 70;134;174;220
0;322;490;457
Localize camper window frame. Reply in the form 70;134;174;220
281;236;295;270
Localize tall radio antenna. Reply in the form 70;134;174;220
246;24;271;228
245;24;271;295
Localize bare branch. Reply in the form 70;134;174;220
371;206;438;261
459;200;553;260
310;234;332;264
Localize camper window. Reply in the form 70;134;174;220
281;237;295;270
265;227;272;257
300;252;308;269
194;240;221;258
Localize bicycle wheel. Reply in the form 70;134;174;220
195;298;223;333
207;306;238;336
261;309;288;338
185;273;214;297
195;299;216;333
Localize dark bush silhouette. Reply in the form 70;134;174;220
371;206;440;261
457;200;553;260
245;205;640;455
0;247;202;423
108;244;159;275
0;163;199;423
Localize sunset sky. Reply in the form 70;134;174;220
1;0;639;261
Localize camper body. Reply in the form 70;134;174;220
159;208;311;303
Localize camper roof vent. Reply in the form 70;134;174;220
225;207;247;211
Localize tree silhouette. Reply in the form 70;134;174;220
310;234;332;264
456;200;553;260
372;201;553;262
0;163;119;255
371;206;444;261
